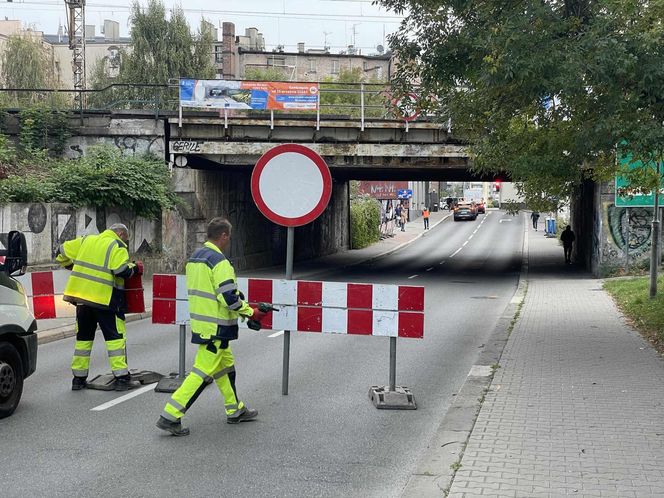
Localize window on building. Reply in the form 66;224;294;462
267;55;286;67
309;59;316;73
331;60;340;74
214;45;223;63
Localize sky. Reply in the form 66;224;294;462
1;0;406;54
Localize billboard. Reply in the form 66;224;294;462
179;79;319;110
357;181;408;200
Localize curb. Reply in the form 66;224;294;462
400;213;529;497
37;310;153;346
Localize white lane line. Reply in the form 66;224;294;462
90;383;157;412
462;241;468;246
450;248;462;258
408;274;419;279
425;267;434;272
468;235;474;240
439;260;446;265
268;330;284;338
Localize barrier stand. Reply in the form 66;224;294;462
154;323;187;393
368;336;417;410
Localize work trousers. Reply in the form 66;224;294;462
162;340;244;422
71;305;128;379
423;217;429;229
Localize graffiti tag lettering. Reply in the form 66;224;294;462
171;141;202;153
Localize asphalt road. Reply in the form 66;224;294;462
0;210;524;498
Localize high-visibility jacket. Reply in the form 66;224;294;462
186;241;253;344
56;230;134;310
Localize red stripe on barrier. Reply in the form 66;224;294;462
153;274;177;299
398;286;425;312
32;295;56;319
153;299;176;324
298;307;322;332
398;312;424;339
347;283;372;310
298;281;322;306
32;272;54;297
248;279;273;329
347;309;373;335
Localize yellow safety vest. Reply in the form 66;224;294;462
186;241;253;344
56;230;131;309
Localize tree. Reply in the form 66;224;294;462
380;0;664;290
88;0;215;108
244;67;290;82
0;34;57;105
320;67;387;118
379;0;664;204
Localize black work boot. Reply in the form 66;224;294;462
227;406;258;424
114;375;141;391
72;377;87;391
156;416;190;436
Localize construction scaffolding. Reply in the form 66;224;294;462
65;0;86;108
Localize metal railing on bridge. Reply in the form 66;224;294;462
0;81;448;131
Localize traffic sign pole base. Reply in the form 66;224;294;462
154;372;188;393
369;385;417;410
86;369;164;391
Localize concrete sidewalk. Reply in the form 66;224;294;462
448;218;664;496
34;209;450;343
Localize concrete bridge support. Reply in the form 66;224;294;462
171;167;349;272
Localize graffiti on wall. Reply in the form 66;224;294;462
65;136;164;159
606;204;653;258
0;203;159;265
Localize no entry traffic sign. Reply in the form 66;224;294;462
251;144;332;227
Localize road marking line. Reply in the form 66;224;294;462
408;274;419;279
425;267;434;272
450;248;462;258
462;241;468;246
468;235;474;240
90;383;157;412
268;330;284;338
439;260;446;265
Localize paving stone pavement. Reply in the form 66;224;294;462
448;223;664;497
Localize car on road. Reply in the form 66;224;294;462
0;231;37;419
476;201;486;214
454;202;478;221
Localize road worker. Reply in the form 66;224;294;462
156;217;267;437
56;223;142;391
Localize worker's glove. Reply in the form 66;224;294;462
132;261;144;276
238;291;245;301
251;307;268;322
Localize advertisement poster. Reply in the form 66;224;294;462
358;181;408;200
179;79;319;110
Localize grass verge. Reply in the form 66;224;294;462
604;276;664;354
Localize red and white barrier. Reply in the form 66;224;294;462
152;275;425;339
15;270;74;319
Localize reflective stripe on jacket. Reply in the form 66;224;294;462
186;241;253;344
56;230;131;310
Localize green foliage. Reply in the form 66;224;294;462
350;196;381;249
0;145;177;218
244;67;290;82
88;0;215;108
18;104;71;155
0;35;57;105
320;68;387;118
380;0;664;200
604;275;664;351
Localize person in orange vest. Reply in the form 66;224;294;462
422;204;430;230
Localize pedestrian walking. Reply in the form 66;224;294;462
530;211;540;230
422;205;430;230
156;217;267;437
400;204;407;231
394;204;402;231
56;223;142;391
560;225;576;264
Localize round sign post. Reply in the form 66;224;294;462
251;144;332;395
